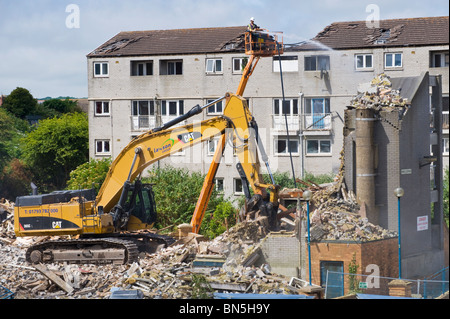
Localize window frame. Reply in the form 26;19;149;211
207;138;218;156
94;101;110;116
304;55;330;71
234;178;244;194
443;137;449;156
95;139;111;156
273;98;299;116
161;100;184;116
275;137;299;156
384;53;403;68
430;51;449;68
93;62;109;77
131;60;153;76
306;139;332;155
214;178;224;193
160;60;183;75
355;54;373;70
232;57;248;74
206;58;223;74
206;98;223;115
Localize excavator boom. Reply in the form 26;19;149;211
14;28;284;264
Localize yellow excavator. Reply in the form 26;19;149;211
14;30;284;264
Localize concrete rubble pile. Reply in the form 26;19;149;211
1;200;308;299
349;73;408;111
302;181;397;242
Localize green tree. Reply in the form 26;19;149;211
21;112;89;191
66;157;112;192
0;159;32;200
2;87;37;119
200;201;236;239
144;166;228;231
35;98;81;118
0;108;16;173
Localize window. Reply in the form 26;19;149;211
94;62;108;77
132;101;155;129
206;59;223;74
234;178;243;194
385;53;402;68
95;140;110;155
160;60;183;75
273;98;298;115
273;56;298;72
208;138;218;156
133;100;155;116
95;101;110;116
215;178;224;192
304;55;330;71
275;137;299;155
233;57;248;73
305;98;330;115
306;139;331;155
304;98;331;130
131;61;153;76
161;100;184;116
443;138;449;156
207;99;223;114
430;51;449;68
355;54;373;69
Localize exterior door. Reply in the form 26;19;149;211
320;261;344;298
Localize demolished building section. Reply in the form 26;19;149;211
1;202;318;299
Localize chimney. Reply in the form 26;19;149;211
355;108;378;224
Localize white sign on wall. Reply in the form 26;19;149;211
417;216;428;231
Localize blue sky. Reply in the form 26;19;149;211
0;0;448;98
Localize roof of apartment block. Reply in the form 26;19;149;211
87;26;248;57
297;16;449;50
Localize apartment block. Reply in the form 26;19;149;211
87;17;449;203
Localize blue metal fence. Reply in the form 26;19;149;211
1;285;15;299
324;270;449;299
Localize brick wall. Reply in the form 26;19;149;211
308;238;398;295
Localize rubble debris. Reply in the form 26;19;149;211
349;73;408;111
1;217;312;299
292;177;397;242
0;199;15;241
0;173;395;299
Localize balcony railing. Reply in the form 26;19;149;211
131;116;188;131
131;116;156;131
303;113;332;131
272;115;300;131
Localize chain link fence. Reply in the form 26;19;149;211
324;268;449;299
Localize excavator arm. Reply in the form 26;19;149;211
96;97;230;215
96;30;284;233
96;93;279;232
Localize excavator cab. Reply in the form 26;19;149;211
245;30;283;57
112;180;157;231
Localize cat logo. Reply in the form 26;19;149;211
52;221;62;229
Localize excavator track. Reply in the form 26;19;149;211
25;232;175;265
117;230;176;253
26;237;139;265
